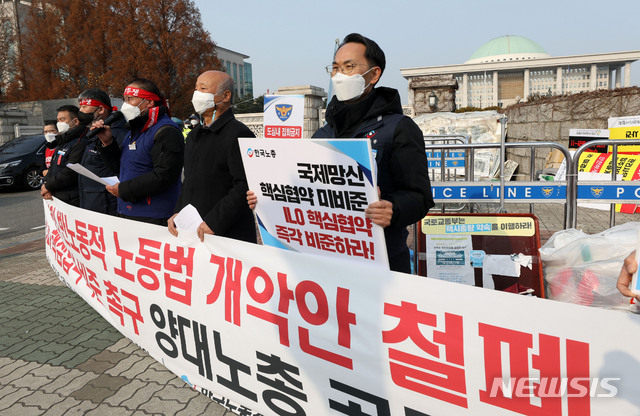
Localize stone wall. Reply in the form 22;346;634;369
504;87;640;179
408;75;458;116
0;110;29;145
0;98;79;144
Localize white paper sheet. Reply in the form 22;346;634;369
426;235;474;285
67;163;119;186
173;204;203;232
481;254;532;290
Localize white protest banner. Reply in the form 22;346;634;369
239;138;388;268
45;197;640;416
263;95;305;138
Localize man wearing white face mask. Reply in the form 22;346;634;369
313;33;434;273
168;70;256;243
94;78;183;225
41;105;87;205
41;120;58;177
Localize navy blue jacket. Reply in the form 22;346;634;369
99;107;183;221
314;87;433;269
79;118;128;215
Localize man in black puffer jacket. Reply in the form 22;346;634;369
41;105;87;206
314;33;434;273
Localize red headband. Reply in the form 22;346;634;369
123;86;161;102
78;98;117;112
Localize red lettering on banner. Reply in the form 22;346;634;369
105;280;144;335
382;302;467;408
478;323;591;416
71;220;107;271
76;262;102;303
113;232;135;281
112;233;194;305
135;238;162;270
207;255;242;325
206;255;356;368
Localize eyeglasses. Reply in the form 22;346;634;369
325;63;373;76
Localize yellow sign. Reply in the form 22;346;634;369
610;126;640;152
421;216;536;237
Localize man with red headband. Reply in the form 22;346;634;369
94;78;183;225
77;89;128;214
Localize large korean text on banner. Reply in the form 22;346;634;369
45;198;640;416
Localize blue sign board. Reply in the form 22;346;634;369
432;181;640;203
432;183;566;202
576;183;640;202
426;151;466;169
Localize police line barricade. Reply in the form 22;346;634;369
570;138;640;228
424;134;469;182
424;141;574;227
43;197;640;415
416;213;545;297
415;141;574;276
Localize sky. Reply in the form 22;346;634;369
193;0;640;105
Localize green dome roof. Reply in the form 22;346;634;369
466;35;550;63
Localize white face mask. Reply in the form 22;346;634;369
331;67;374;102
44;132;57;143
190;119;199;126
120;100;146;122
191;90;217;115
56;121;70;133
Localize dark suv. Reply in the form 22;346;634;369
0;135;46;190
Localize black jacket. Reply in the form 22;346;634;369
44;125;89;206
78;118;128;215
314;87;434;269
176;109;257;243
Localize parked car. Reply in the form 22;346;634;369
0;134;46;190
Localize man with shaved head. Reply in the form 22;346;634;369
168;70;257;243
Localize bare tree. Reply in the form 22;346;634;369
6;0;220;117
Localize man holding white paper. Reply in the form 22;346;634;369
168;71;256;243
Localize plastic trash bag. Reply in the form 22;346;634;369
539;222;640;312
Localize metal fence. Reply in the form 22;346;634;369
424;138;640;230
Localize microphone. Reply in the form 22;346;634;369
86;111;124;139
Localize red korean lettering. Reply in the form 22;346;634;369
246;267;290;346
113;232;134;281
383;302;467;408
207;255;242;325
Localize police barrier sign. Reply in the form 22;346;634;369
576;182;640;203
44;198;640;415
432;182;640;203
431;182;566;202
426;151;466;169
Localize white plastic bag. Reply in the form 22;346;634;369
539;222;640;311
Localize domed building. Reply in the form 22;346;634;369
401;35;640;112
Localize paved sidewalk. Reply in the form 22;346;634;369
0;204;638;415
0;232;232;416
